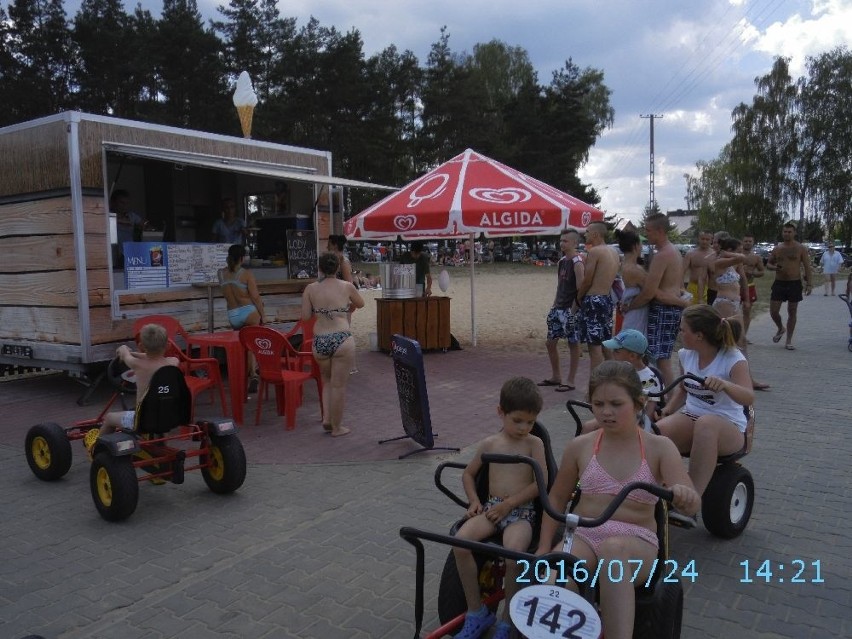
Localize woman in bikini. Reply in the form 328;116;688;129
709;237;746;321
219;244;264;391
537;361;699;639
301;252;365;437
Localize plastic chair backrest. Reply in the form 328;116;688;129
133;315;191;353
239;326;290;378
135;366;192;434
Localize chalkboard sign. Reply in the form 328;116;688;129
379;334;458;458
286;229;318;279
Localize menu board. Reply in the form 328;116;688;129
286;230;318;279
123;242;230;289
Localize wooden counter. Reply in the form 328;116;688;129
376;296;451;352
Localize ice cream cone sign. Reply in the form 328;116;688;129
233;71;258;138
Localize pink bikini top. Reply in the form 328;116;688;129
579;430;659;504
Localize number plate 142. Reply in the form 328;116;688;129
509;585;601;639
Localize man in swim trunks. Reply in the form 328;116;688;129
621;213;689;386
682;230;713;305
577;222;620;374
766;222;813;350
540;229;584;392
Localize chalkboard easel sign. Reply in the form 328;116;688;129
378;334;459;459
286;229;318;279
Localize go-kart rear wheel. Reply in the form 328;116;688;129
633;578;683;639
437;549;500;625
201;435;246;494
702;463;754;539
90;451;139;521
25;422;72;481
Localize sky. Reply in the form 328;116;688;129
67;0;852;223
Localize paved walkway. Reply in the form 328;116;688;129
1;294;850;638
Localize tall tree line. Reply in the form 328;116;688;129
686;49;852;245
0;0;613;212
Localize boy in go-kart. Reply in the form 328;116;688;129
453;377;549;639
85;323;179;452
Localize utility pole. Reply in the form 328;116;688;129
640;114;663;210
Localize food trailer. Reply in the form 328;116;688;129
0;111;390;375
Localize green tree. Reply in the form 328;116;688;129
729;58;798;232
213;0;296;109
156;0;229;131
2;0;73;123
71;0;133;114
801;47;852;247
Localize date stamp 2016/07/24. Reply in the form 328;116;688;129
516;558;698;588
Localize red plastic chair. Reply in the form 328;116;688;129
282;318;323;415
239;326;313;430
132;316;228;419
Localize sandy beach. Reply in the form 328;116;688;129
349;262;556;354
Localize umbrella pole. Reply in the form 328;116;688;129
470;232;476;347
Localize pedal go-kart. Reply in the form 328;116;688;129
24;358;246;521
401;425;685;639
567;373;756;539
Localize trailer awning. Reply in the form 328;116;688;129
102;142;397;191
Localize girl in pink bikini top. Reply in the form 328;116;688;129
579;429;659;504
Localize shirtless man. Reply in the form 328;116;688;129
766;222;813;350
577;222;620;373
682;231;713;305
740;234;765;337
539;229;584;392
622;213;688;386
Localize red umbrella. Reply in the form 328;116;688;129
344;148;604;239
344;149;606;346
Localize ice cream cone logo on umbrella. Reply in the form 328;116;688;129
233;71;258;138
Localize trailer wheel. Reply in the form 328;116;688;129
201;435;246;494
702;463;754;539
633;578;683;639
437;549;500;625
90;452;138;521
25;423;72;481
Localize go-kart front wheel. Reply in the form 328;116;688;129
90;452;139;521
25;422;73;481
633;578;683;639
201;435;246;494
702;463;754;539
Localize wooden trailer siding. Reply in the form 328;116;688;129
77;120;330;189
0;119;69;197
0;196;105;236
0;234;109;272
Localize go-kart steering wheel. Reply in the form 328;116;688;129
107;355;137;393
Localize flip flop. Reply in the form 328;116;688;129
752;382;770;391
785;344;796;350
555;384;576;392
322;424;333;433
772;329;785;343
537;379;560;387
331;427;351;437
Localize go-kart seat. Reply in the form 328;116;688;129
134;366;192;435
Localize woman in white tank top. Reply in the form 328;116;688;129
655;305;754;497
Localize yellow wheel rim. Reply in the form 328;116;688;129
207;446;225;481
31;436;52;470
96;466;113;507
